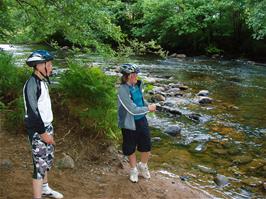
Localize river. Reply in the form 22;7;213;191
1;44;265;199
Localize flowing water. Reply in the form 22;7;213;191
1;44;266;198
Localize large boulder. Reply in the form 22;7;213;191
164;125;181;137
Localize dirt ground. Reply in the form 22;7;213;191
0;114;211;199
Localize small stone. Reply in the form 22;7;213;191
212;149;227;155
179;85;189;90
197;90;209;96
164;125;181;137
242;177;263;187
197;165;216;174
0;159;13;170
214;174;229;187
151;137;161;142
56;153;75;169
152;94;166;102
233;156;253;165
199;96;213;104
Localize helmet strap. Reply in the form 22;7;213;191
39;63;51;84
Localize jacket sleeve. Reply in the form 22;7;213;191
24;79;46;134
118;86;149;116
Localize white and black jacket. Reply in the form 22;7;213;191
23;74;53;134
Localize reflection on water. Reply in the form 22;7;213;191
1;44;266;198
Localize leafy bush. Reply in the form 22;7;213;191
205;45;224;55
57;60;119;139
0;52;30;129
0;52;30;103
5;97;25;130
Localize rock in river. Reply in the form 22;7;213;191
164;125;181;137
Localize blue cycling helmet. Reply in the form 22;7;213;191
120;63;140;74
26;50;54;67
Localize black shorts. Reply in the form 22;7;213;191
122;116;151;156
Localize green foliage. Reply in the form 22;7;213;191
0;52;29;129
205;45;224;55
58;60;119;139
245;0;266;39
144;84;154;93
5;96;25;130
0;52;30;103
1;0;124;55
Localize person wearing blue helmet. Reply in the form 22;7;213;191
118;63;156;183
23;50;63;199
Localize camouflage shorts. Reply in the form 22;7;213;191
28;125;54;179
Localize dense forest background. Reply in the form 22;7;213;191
1;0;266;60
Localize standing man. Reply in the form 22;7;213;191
23;50;63;199
117;63;156;183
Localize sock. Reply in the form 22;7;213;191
42;182;50;192
140;162;147;167
131;167;137;172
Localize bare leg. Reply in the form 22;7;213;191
128;153;137;168
140;152;150;164
32;179;42;198
43;171;48;184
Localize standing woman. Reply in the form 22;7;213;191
118;63;156;183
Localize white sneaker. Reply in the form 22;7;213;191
42;187;64;199
137;162;151;179
129;167;138;183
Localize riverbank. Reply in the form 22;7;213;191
0;113;212;199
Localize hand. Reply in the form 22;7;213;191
148;104;156;112
40;132;55;145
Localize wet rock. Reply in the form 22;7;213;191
263;166;266;171
57;153;75;169
180;175;190;181
178;85;189;91
198;96;213;104
168;108;182;115
228;147;241;155
167;87;180;93
0;159;13;170
176;54;187;58
212;149;227;155
151;86;165;94
228;166;244;176
246;159;265;171
242;177;263;187
197;90;209;96
151;94;166;102
233;156;253;165
164;125;181;137
194;143;207;152
151;137;161;142
197;165;216;174
187;113;202;122
157;105;182;116
214;174;229;186
163;101;176;107
170;53;186;58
